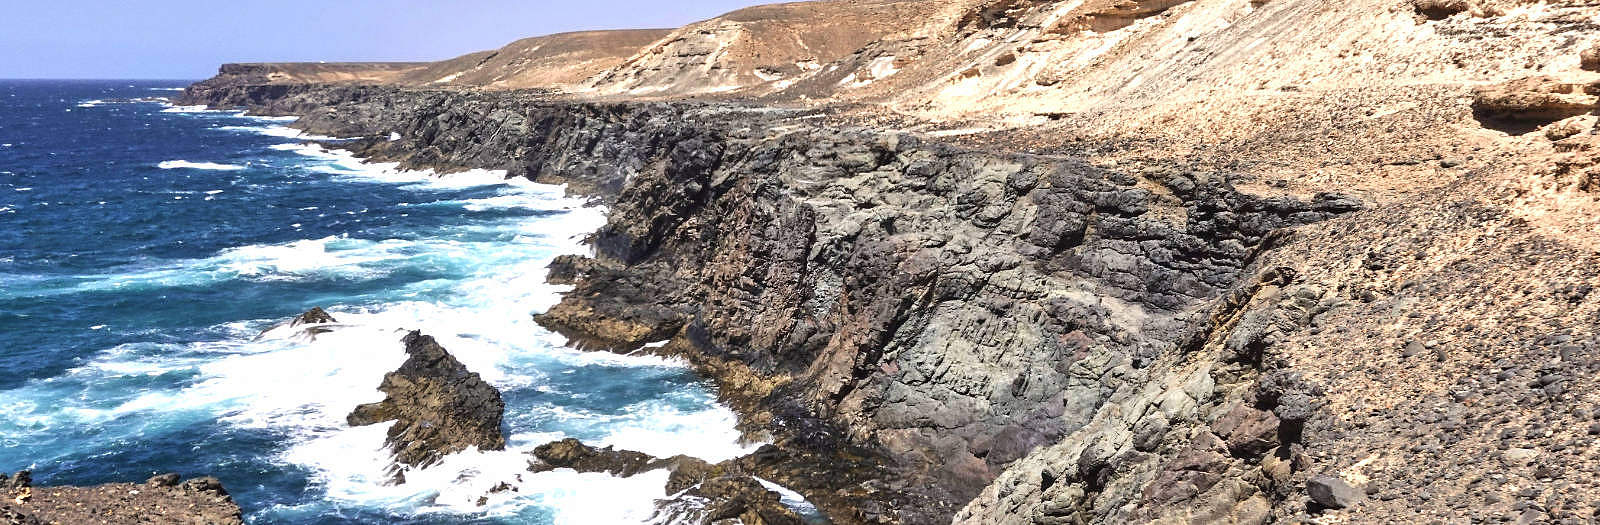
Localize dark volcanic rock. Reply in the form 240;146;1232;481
257;306;341;341
525;438;805;524
652;475;804;525
348;331;506;480
530;438;686;478
145;473;181;488
0;471;242;525
292;306;337;325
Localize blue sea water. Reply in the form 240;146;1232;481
0;80;757;524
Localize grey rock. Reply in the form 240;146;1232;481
1308;475;1364;509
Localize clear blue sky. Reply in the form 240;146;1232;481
1;1;773;79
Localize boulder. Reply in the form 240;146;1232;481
144;473;181;488
1307;475;1364;509
348;331;506;481
1581;44;1600;72
1210;404;1281;458
529;438;661;477
257;307;342;341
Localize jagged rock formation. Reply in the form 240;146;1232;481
526;439;804;525
174;0;1600;522
347;331;506;481
0;471;243;525
256;306;341;342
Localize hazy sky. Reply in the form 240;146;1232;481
1;1;773;79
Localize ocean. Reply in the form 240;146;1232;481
0;80;756;524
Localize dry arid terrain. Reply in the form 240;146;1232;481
160;0;1600;523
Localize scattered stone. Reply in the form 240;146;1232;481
1503;448;1539;464
1308;475;1364;509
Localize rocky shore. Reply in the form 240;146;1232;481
0;471;242;524
175;81;1369;523
156;0;1600;522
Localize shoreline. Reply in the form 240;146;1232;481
171;81;1359;524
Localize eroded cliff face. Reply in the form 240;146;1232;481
177;83;1368;523
170;0;1600;521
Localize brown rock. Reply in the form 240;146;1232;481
1210;404;1282;458
348;331;506;481
1581;44;1600;72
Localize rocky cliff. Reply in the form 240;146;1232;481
172;0;1600;522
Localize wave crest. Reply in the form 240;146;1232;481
157;160;246;171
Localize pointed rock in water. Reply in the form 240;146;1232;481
348;331;506;482
290;306;337;326
256;306;341;341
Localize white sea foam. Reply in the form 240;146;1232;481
77;99;106;108
1;144;749;522
160;104;216;113
158;160;245;171
148;87;185;92
214;125;338;141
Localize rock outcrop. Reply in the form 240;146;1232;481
0;471;243;525
255;306;342;341
347;331;506;481
525;439;804;525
